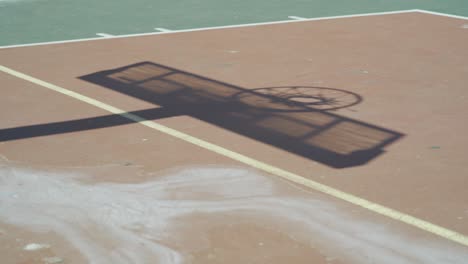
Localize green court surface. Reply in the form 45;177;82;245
1;0;468;46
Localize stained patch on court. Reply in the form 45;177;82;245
1;166;467;263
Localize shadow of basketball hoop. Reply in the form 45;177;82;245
77;61;402;168
0;61;403;169
231;86;362;112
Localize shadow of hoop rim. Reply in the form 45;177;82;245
230;86;363;112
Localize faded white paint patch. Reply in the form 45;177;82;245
0;166;467;264
288;16;307;20
23;243;50;251
42;256;64;263
154;28;172;32
96;33;114;38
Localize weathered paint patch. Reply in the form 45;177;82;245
23;243;51;251
1;166;467;263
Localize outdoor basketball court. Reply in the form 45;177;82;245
1;6;468;264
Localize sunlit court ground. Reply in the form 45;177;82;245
1;1;468;263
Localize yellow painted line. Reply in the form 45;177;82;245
2;64;468;247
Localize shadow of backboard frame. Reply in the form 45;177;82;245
79;61;403;168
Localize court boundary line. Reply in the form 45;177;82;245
1;64;468;247
0;9;422;49
2;9;466;50
414;9;468;20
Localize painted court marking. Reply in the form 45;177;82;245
96;33;114;38
2;9;467;50
0;9;427;50
154;28;172;32
1;64;468;248
2;9;466;50
415;9;468;20
288;16;307;20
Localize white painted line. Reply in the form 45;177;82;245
414;9;468;20
1;64;468;248
154;28;172;32
0;9;419;49
288;16;307;20
96;33;114;38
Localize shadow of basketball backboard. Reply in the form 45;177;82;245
80;61;403;168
